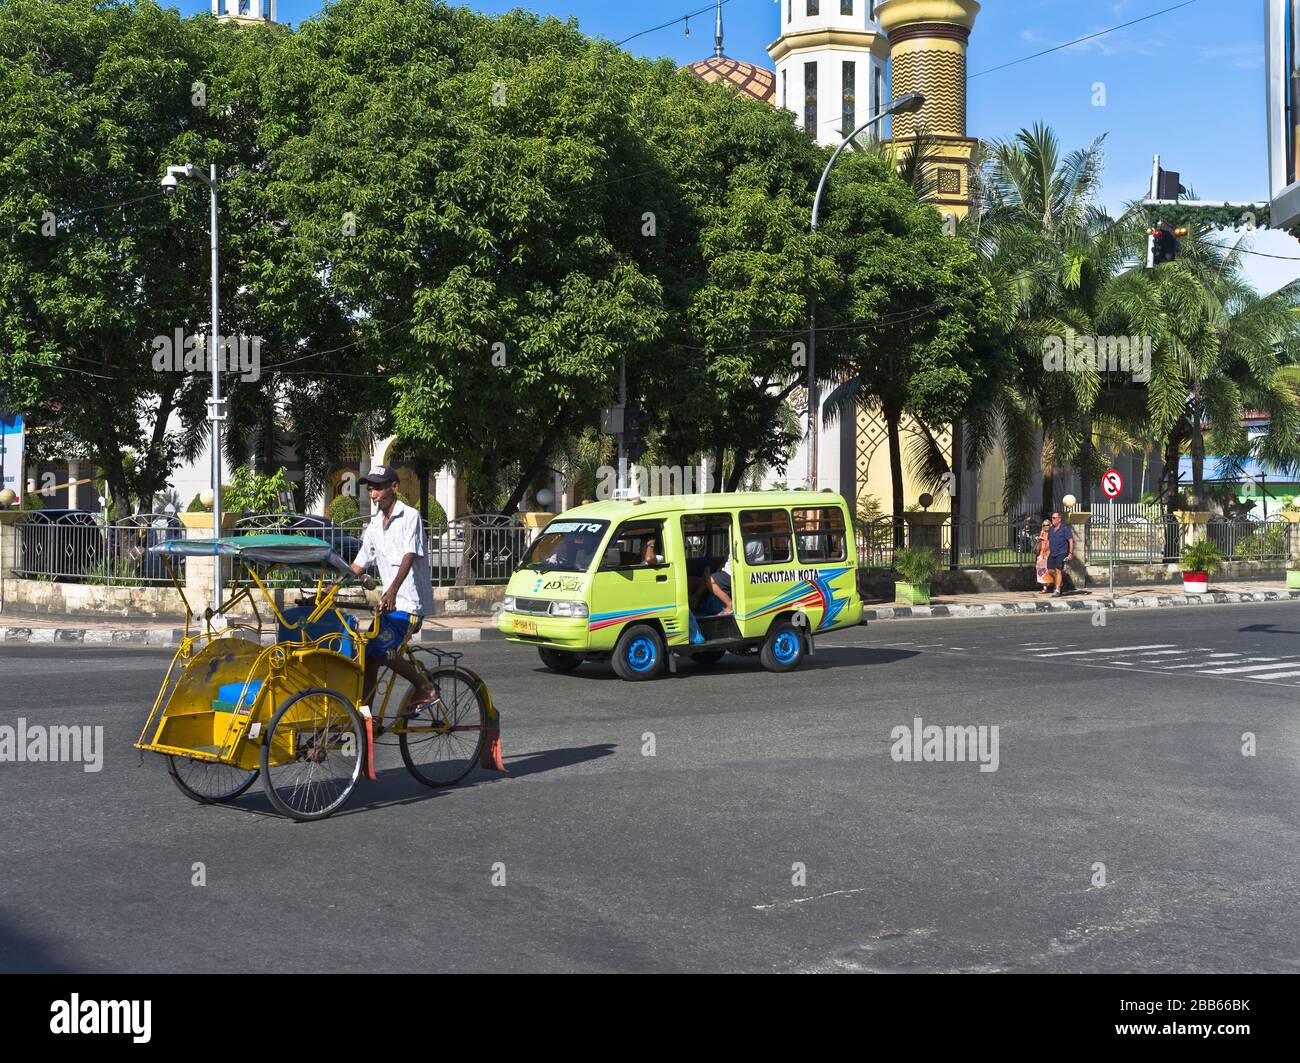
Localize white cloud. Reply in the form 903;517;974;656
1196;43;1263;70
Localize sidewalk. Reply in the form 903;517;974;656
861;579;1300;621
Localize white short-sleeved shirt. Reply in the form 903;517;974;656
356;500;435;615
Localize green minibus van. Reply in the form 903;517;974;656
498;491;863;680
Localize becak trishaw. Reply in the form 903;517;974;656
135;534;502;821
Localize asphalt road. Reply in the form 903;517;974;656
2;601;1298;973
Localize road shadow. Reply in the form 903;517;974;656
1239;622;1300;636
200;742;618;821
534;646;920;681
0;914;77;973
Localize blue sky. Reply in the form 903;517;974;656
184;0;1300;293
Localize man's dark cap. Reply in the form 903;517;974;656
359;465;399;487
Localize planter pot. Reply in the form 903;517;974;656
1183;570;1209;594
1288;570;1300;590
895;581;932;605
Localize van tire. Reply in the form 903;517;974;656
692;650;726;667
612;624;666;681
538;647;582;673
760;621;805;673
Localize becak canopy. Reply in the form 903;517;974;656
150;534;352;573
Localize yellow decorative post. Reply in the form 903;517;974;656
876;0;981;219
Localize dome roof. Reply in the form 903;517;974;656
683;56;775;104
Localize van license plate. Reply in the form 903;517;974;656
514;618;538;636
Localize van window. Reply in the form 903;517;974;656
739;509;793;564
599;520;666;570
523;519;609;572
681;513;732;569
793;506;847;562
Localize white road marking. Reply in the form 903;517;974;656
1245;670;1300;680
1037;644;1176;657
1202;660;1300;675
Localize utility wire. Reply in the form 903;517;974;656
969;0;1201;80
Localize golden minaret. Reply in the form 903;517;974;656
876;0;981;218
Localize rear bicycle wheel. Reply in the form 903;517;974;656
399;667;488;787
168;756;258;804
260;688;365;821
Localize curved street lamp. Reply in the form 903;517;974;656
805;91;925;491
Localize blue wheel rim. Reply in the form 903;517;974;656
773;631;800;664
627;636;658;672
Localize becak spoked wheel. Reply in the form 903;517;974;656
612;623;665;681
537;647;582;673
260;687;365;822
398;667;489;787
168;756;258;804
760;620;806;673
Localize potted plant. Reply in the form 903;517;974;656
894;547;940;605
1180;539;1222;594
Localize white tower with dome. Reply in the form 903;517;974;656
767;1;890;146
212;0;279;26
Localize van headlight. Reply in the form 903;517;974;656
502;595;515;611
548;600;588;618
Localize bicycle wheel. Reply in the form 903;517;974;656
398;667;488;787
168;756;259;804
260;687;365;821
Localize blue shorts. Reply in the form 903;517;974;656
364;611;422;662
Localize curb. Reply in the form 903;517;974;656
0;624;507;647
861;588;1300;621
4;590;1297;643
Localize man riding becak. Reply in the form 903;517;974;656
346;466;438;717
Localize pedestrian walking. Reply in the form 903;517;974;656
1035;519;1052;593
1045;510;1073;597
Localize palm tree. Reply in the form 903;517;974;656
973;123;1143;514
1102;229;1300;514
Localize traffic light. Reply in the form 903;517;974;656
1150;224;1186;264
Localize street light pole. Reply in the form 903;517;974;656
207;163;224;613
806;92;925;491
164;163;225;612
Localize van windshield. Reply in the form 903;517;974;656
520;519;610;573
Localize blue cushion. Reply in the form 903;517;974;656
276;606;357;658
216;679;263;708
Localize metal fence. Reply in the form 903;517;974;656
14;512;186;585
428;515;530;586
856;514;1048;570
1207;517;1292;561
1086;515;1186;564
225;512;532;588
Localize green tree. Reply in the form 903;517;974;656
818;151;1001;525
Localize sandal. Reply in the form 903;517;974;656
398;690;438;720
